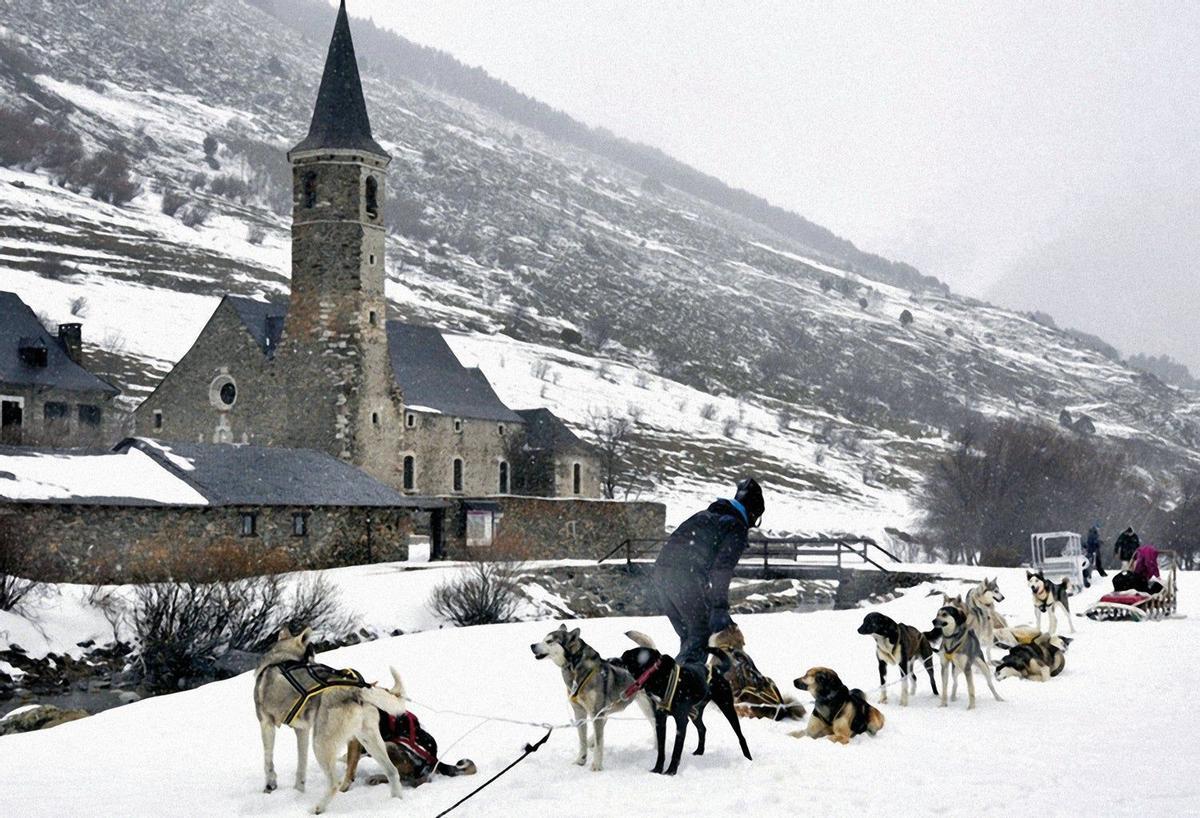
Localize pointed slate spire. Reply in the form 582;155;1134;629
291;0;388;158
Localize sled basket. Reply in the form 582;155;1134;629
1085;551;1178;622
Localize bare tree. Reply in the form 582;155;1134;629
585;408;642;499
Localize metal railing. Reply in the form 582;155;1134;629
598;535;900;572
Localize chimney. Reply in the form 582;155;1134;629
58;323;82;364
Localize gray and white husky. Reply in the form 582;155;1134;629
254;626;409;814
965;577;1008;661
932;600;1005;710
530;625;655;771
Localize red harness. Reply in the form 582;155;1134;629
622;657;662;701
380;711;438;769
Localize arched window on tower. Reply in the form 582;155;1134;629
302;171;318;209
365;176;379;220
498;461;509;494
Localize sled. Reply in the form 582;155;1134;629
1085;551;1179;622
1030;531;1085;593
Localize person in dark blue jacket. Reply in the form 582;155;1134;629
654;478;765;666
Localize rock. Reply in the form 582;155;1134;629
76;639;95;649
0;704;89;735
116;691;142;705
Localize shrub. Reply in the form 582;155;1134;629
132;572;348;692
74;150;141;205
69;295;89;318
0;527;41;613
246;224;266;245
428;562;523;627
722;417;740;437
900;309;914;327
699;402;718;420
179;204;210;228
160;189;188;217
209;173;250;202
560;327;583;346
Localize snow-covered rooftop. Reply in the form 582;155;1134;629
0;447;207;506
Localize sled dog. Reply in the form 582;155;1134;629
254;626;409;814
1027;570;1075;635
530;625;655;771
994;633;1067;682
965;577;1009;661
617;631;752;775
932;600;1004;710
856;612;939;705
340;672;476;791
791;667;885;744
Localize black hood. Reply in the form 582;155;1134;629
734;477;764;527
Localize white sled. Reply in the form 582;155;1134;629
1085;551;1180;622
1030;531;1085;594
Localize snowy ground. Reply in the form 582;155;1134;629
1;566;1196;816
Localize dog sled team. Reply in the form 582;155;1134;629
251;479;1157;812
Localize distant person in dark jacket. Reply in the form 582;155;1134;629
1114;527;1140;570
654;478;765;666
1083;523;1106;586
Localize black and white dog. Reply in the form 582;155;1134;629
856;612;939;706
616;631;752;776
1026;570;1074;635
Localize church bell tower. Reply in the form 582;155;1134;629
281;0;402;478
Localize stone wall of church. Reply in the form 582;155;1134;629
401;411;514;496
1;502;413;583
131;300;283;445
442;496;666;560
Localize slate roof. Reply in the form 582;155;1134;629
290;0;388;159
221;296;521;423
118;439;444;509
515;408;592;453
0;291;119;396
225;295;286;356
386;323;523;423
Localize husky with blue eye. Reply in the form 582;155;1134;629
1027;570;1074;635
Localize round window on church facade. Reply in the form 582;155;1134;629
209;375;238;410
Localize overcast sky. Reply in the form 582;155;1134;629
342;1;1200;369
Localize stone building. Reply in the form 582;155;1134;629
131;2;597;499
0;437;441;583
0;291;120;448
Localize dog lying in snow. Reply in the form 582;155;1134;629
791;667;884;744
253;626;408;814
339;672;476;791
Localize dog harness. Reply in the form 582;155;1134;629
940;626;970;659
271;660;370;726
569;667;600;705
380;711;438;774
621;657;662;701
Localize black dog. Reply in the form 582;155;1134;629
856;612;939;706
616;639;752;775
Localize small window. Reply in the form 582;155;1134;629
220;382;236;406
209;375;238;410
572;463;582;495
78;404;102;427
453;458;464;493
369;310;377;325
44;402;69;421
369;254;376;265
498;461;509;494
153;410;163;430
291;512;309;537
365;175;379;219
302;171;317;208
371;411;380;426
18;344;47;367
453;418;463;434
402;455;415;491
498;423;505;436
405;412;416;428
240;512;258;537
466;509;494;547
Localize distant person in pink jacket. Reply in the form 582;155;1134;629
1113;544;1163;595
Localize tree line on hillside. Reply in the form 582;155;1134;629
920;418;1200;568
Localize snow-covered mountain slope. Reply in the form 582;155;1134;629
1;567;1197;817
0;0;1196;533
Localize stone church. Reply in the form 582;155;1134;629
133;2;598;499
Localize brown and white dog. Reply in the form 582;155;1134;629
791;667;885;744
